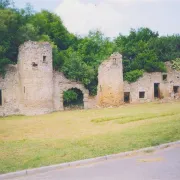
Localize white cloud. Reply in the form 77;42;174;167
55;0;126;37
55;0;180;37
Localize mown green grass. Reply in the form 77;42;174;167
91;112;180;123
0;102;180;173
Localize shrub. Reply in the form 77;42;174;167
124;69;144;83
63;90;78;103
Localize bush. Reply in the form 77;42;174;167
63;90;78;103
63;88;84;108
124;69;144;83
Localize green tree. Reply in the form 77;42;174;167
62;52;95;86
0;0;11;9
29;10;76;50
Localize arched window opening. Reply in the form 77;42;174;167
63;88;84;110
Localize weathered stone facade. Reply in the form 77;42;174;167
97;53;124;107
53;72;89;111
0;41;90;116
97;56;180;106
0;65;20;116
124;62;180;104
0;41;179;116
18;41;54;115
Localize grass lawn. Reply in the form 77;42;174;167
0;102;180;174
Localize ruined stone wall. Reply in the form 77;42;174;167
0;65;20;116
17;41;53;115
86;96;97;109
97;53;124;107
124;62;180;103
53;71;89;111
0;41;92;116
1;41;180;117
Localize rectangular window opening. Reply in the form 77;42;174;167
173;86;179;94
162;74;167;81
43;56;47;63
154;83;160;99
0;90;2;106
139;91;145;99
124;92;130;103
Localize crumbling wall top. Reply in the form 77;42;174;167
19;41;51;51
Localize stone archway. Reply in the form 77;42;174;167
59;84;89;110
53;72;90;111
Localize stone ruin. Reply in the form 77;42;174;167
0;41;180;116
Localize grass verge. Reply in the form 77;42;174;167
0;102;180;173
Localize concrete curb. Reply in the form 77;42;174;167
1;140;180;180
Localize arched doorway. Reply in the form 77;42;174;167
63;88;84;110
55;81;89;111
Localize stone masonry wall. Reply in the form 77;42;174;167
97;53;124;107
124;62;180;103
0;40;180;117
0;41;91;116
17;41;53;115
0;65;20;116
53;71;89;111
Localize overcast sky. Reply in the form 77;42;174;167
14;0;180;38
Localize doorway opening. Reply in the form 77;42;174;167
154;83;160;99
63;88;84;110
124;92;130;103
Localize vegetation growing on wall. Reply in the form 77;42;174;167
1;0;180;99
124;69;144;83
171;58;180;71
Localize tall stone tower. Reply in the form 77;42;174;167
97;52;124;107
17;41;53;115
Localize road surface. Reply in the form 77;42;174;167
11;145;180;180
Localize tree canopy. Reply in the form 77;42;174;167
0;1;180;97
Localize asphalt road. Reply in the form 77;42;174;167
11;145;180;180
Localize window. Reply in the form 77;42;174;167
173;86;179;94
43;56;47;63
139;91;145;99
0;90;2;106
162;74;167;81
